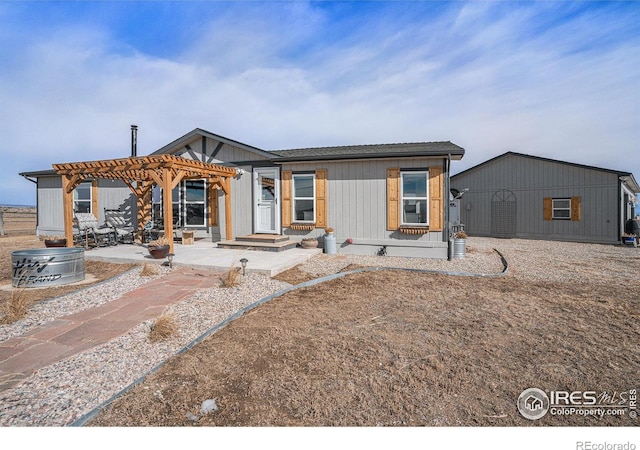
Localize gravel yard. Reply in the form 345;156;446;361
0;236;638;426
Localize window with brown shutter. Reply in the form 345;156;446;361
388;165;443;232
282;169;328;229
544;197;581;221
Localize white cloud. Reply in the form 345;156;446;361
1;2;638;205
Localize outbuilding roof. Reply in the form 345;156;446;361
452;151;640;193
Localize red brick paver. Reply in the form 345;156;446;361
0;268;221;391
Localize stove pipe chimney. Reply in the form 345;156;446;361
130;125;138;157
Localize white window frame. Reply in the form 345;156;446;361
73;181;92;214
552;198;571;220
400;170;429;226
184;179;206;227
292;173;316;223
152;181;208;228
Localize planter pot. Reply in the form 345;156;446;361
148;244;170;259
45;239;67;248
301;239;318;249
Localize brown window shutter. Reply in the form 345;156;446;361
281;171;292;227
315;169;328;228
429;165;443;231
570;196;581;221
387;168;400;230
543;197;552;221
91;179;99;217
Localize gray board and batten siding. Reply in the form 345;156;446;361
451;152;639;244
160;132;464;258
279;158;450;258
21;127;465;258
33;176;134;237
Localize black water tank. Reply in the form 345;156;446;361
625;219;640;236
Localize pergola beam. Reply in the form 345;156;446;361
53;155;237;251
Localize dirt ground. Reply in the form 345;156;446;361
0;236;136;314
89;248;639;426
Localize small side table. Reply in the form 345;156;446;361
182;230;195;245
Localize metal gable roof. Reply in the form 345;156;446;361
151;128;276;160
270;141;465;161
452;152;639;192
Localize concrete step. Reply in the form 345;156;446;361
216;239;299;252
234;234;290;244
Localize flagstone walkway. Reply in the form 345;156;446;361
0;268;222;391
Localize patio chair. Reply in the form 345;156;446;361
74;212;115;248
143;219;164;243
104;209;134;244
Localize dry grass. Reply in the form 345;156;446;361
0;287;33;324
90;262;639;427
220;265;242;288
149;313;178;342
272;265;318;285
140;263;160;277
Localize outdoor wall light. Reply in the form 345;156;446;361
240;258;248;276
167;253;175;269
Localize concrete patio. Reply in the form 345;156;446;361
83;240;322;276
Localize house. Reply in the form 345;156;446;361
20;128;465;258
450;152;640;244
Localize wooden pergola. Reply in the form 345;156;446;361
53;154;238;252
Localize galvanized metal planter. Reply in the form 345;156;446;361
452;238;466;259
11;248;85;288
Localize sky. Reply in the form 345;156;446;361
0;0;638;206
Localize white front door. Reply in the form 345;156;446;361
254;167;280;234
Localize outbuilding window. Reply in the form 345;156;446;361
401;171;429;225
543;196;581;221
552;198;571;220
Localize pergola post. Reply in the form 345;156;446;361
61;176;74;248
222;178;233;240
162;167;174;253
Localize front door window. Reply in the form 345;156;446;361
254;168;280;234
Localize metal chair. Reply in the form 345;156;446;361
74;212;114;248
104;209;134;244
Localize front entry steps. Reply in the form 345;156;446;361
216;234;299;252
